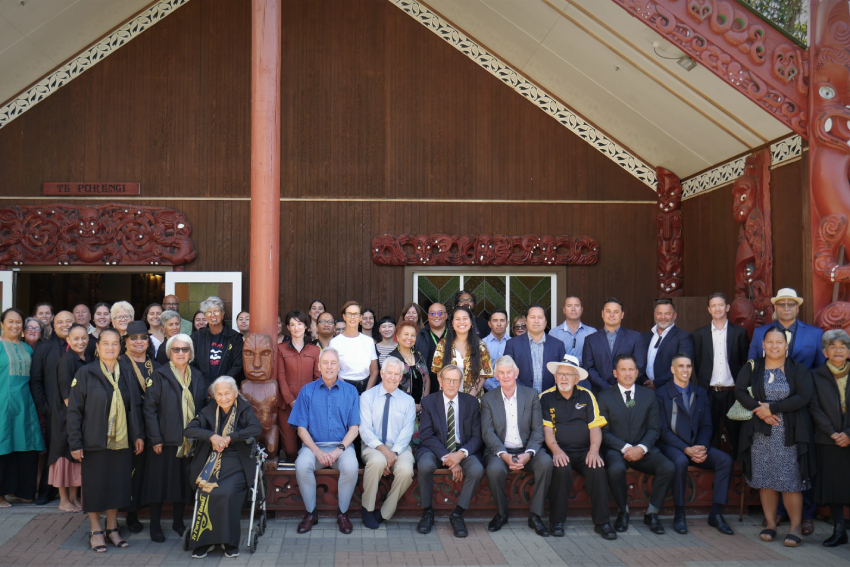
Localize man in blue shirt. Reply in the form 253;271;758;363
549;296;596;365
289;347;360;535
359;357;416;529
483;309;510;391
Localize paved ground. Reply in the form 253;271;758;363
1;505;849;566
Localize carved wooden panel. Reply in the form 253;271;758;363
0;203;196;267
657;168;683;297
372;234;600;266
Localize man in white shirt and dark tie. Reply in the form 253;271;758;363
359;357;416;529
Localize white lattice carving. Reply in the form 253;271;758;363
0;0;191;130
770;135;803;167
389;0;658;190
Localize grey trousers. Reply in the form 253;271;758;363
295;443;359;513
417;451;484;510
485;450;553;517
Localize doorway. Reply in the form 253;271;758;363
16;272;165;318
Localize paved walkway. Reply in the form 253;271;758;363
1;506;849;566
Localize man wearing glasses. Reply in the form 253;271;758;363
190;296;243;388
162;294;193;336
415;303;448;394
549;296;596;365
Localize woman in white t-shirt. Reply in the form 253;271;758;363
329;301;378;395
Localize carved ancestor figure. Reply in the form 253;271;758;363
656;168;683;297
811;1;850;331
730;149;773;337
240;333;280;468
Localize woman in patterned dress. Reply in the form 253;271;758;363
735;326;814;547
431;306;492;399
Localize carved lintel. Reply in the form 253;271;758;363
611;0;808;137
371;234;600;266
656;167;683;297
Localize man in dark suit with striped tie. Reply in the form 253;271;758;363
416;365;484;538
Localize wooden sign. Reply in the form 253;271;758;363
43;182;141;196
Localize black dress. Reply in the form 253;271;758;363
810;363;850;504
184;398;261;550
389;347;428;403
66;361;144;512
141;364;207;505
119;354;158;512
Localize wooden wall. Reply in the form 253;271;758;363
0;0;660;329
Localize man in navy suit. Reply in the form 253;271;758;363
748;288;824;535
503;304;566;394
656;353;734;536
582;297;647;391
642;299;694;390
415;364;484;538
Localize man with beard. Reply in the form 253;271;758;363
641;299;694;390
415;303;448;394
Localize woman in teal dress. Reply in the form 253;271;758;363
0;308;45;507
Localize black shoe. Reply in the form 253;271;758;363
150;526;165;543
673;513;688;534
417;508;435;534
35;489;56;506
528;514;549;537
550;522;565;537
172;523;186;537
224;544;239;558
824;525;848;547
594;523;618;540
614;510;630;532
375;509;385;524
644;513;664;534
449;513;468;538
192;545;214;559
708;513;734;536
361;509;379;530
488;514;509;532
125;513;143;534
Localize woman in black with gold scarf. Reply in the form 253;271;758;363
184;376;261;559
142;333;206;543
67;329;145;553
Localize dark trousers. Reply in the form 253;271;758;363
659;445;732;507
549;449;610;526
604;448;674;511
416;451;484;510
708;388;741;458
485;449;553;517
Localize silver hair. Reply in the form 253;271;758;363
382;356;405;374
165;333;195;363
439;364;463;381
110;301;135;321
209;375;239;398
319;347;340;363
494;355;519;372
822;329;850;350
199;296;225;315
160;309;180;325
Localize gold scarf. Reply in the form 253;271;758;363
99;360;129;450
170;362;195;458
828;361;850;414
195;400;239;493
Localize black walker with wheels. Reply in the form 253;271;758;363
182;439;268;553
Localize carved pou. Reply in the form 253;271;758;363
240;333;280;467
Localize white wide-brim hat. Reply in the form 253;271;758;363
771;288;803;306
546;354;588;381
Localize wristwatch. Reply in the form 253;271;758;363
336;443;346;451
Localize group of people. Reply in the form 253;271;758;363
2;284;850;554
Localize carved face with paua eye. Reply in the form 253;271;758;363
732;174;757;222
243;333;273;382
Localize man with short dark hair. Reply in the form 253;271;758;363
453;290;489;338
641;299;694;390
483;309;510;391
503;305;566;394
582;298;647;391
416;303;448;394
597;354;674;535
655;353;734;536
549;296;596;365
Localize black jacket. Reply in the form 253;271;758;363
809;362;850;445
735;356;815;480
30;334;68;415
417;391;482;461
597;384;661;454
414;325;446;394
191;325;244;387
641;326;695;388
66;361;144;452
184;395;262;486
48;349;90;464
118;354;160;438
693;321;750;390
655;380;712;451
144;364;208;447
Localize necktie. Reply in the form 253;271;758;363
381;393;391;445
625;390;633;408
446;401;457;453
654;334;663;348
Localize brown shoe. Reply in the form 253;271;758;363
802;519;815;536
297;512;318;534
337;512;353;534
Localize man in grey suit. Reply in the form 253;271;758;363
481;355;554;537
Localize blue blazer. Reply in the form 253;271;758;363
641;326;695;389
581;328;647;391
747;320;825;370
655;380;712;451
503;334;566;393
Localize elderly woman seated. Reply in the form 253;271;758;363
183;376;261;559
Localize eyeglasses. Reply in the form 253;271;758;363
24;326;40;332
319;320;334;326
128;334;148;341
171;346;191;353
458;298;474;305
114;315;132;321
429;311;445;317
163;302;178;308
513;324;527;330
205;310;222;316
344;312;361;318
442;378;461;385
775;302;797;308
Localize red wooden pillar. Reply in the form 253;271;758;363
249;0;281;340
810;0;850;332
656;168;683;297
